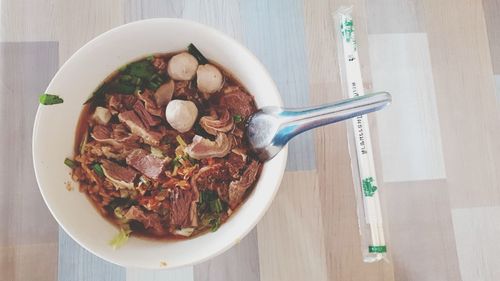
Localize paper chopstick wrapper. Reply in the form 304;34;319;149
335;7;387;262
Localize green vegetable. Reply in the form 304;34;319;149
172;156;182;168
188;43;208;65
199;190;218;205
110;82;136;94
233;115;243;123
146;55;155;61
183;154;197;165
64;158;76;168
127;60;155;79
92;163;104;177
146;81;161;91
39;93;64;105
84;83;109;104
119;75;133;82
210;217;221;232
107;197;137;211
210;198;223;213
109;226;131;249
79;130;89;154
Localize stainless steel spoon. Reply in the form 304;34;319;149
246;92;392;161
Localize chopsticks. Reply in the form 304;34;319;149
335;7;387;262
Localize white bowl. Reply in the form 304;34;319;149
32;18;287;269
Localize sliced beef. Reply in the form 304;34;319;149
125;206;165;235
173;80;191;98
190;164;230;191
90;125;121;147
126;148;169;180
228;160;260;209
100;159;137;190
154;80;174;107
118;110;162;146
170;187;194;227
133;100;161;129
91;125;111;140
111;123;140;145
107;94;137;114
226;151;246;178
152;57;167;73
199;109;234;135
219;87;256;118
137;89;162;117
184;133;232;160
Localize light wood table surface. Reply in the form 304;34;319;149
1;0;499;280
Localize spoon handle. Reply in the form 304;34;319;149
275;92;391;143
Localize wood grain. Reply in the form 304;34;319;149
0;243;58;281
1;0;500;280
482;0;500;74
369;33;446;182
0;0;58;41
383;180;461;281
239;0;316;171
125;0;184;21
303;1;394;280
127;267;193;281
365;0;424;34
195;229;260;281
55;0;125;63
421;0;500;208
58;230;125;281
452;206;500;281
182;0;243;42
257;171;328;281
0;41;59;281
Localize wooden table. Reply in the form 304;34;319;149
1;0;499;280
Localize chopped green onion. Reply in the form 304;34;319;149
146;55;155;61
233;115;243;123
172;156;182;167
84;83;109;104
64;158;76;168
146;81;161;91
210;217;221;232
210;198;223;213
199;190;218;204
39;93;64;105
119;75;133;82
188;43;209;65
92;163;104;177
176;135;187;147
109;226;131;249
127;60;155;79
110;82;136;94
132;77;142;85
79;130;89;154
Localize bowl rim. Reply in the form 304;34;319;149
32;18;288;269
